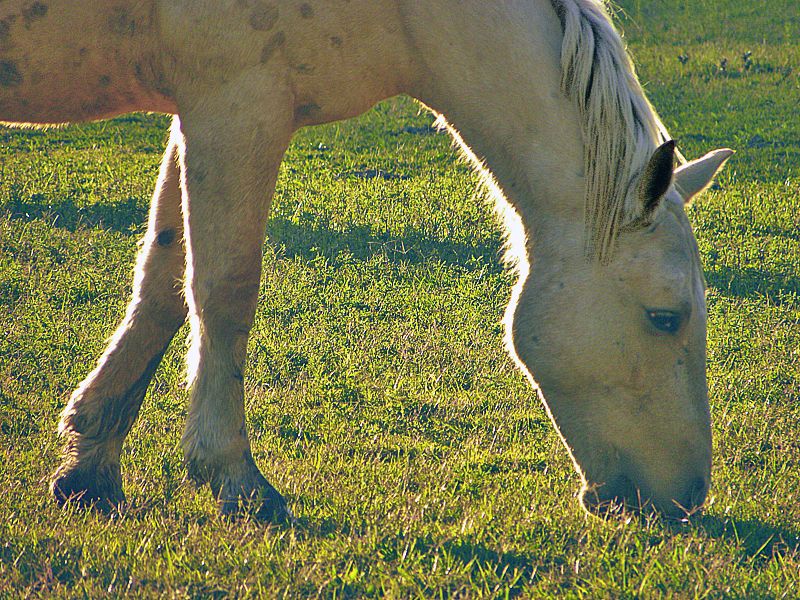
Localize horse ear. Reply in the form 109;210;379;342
639;140;676;216
673;148;735;203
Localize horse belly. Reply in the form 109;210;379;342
160;0;414;127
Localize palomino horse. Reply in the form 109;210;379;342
0;0;732;520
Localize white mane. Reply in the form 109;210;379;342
551;0;674;262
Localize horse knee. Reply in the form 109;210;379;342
190;256;263;334
202;280;260;330
126;227;187;331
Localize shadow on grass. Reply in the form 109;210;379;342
3;195;147;235
295;516;537;585
706;264;800;301
17;195;797;301
694;514;800;563
3;200;504;271
267;217;504;271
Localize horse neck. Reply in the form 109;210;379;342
402;0;588;264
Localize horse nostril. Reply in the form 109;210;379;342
686;476;709;510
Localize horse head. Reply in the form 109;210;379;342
511;143;733;517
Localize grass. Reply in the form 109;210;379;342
1;0;799;596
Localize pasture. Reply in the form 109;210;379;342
1;0;799;596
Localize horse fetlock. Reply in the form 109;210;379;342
60;401;111;440
58;406;125;458
59;394;140;451
184;453;217;487
183;431;248;485
52;404;130;510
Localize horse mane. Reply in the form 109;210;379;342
550;0;675;262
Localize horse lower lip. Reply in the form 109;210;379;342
582;474;640;514
690;476;709;504
679;476;709;513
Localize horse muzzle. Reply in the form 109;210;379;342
580;471;710;519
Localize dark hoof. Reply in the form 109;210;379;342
219;477;294;524
193;456;294;524
51;462;125;513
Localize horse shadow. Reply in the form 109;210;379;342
3;195;147;235
706;263;800;302
704;223;800;301
6;196;797;295
3;195;505;271
293;514;538;582
265;217;505;271
689;514;800;562
292;508;799;577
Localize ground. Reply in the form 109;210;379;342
1;0;799;596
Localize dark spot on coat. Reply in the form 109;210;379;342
134;56;174;97
81;93;112;116
157;229;176;247
294;63;314;74
295;102;321;120
22;2;48;27
99;75;112;87
249;4;279;31
330;36;343;47
260;31;285;63
109;7;136;36
299;3;314;18
0;17;17;46
0;61;23;87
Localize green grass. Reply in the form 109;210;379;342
1;1;799;596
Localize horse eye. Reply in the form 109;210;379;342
647;310;682;334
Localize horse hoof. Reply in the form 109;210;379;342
219;479;294;524
51;462;125;513
202;459;293;524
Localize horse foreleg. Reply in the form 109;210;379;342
177;84;294;522
52;119;188;510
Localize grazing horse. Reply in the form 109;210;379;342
0;0;732;521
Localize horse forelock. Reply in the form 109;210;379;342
549;0;673;263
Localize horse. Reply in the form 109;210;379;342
0;0;732;521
